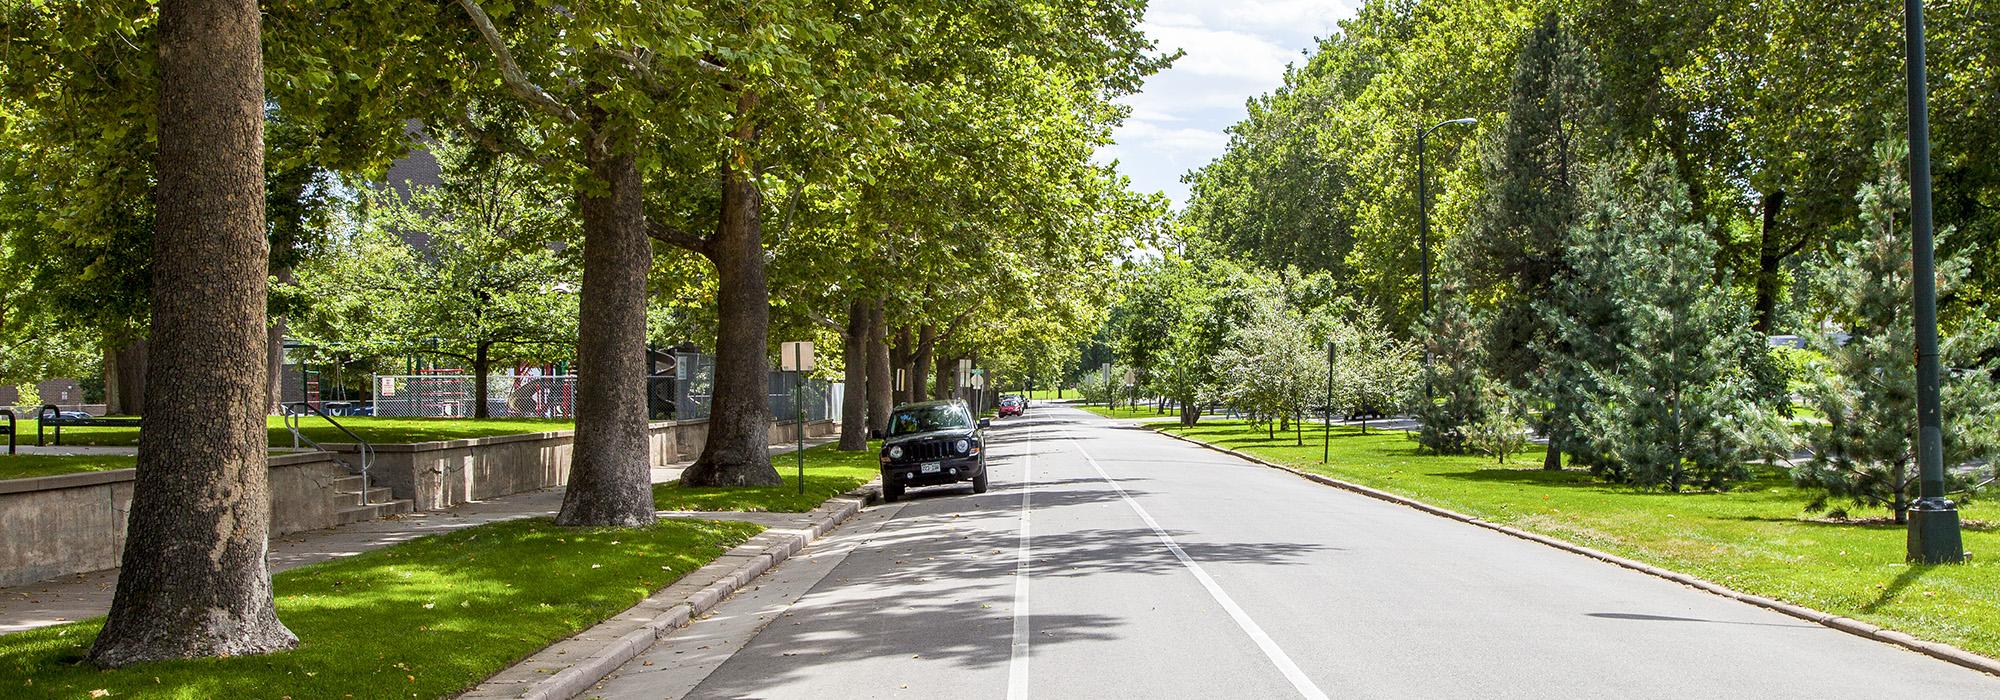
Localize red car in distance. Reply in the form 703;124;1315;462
996;396;1025;417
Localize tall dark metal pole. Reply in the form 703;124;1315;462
1323;341;1335;464
1418;127;1431;317
1903;0;1963;564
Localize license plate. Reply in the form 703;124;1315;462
920;462;942;474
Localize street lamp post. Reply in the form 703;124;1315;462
1418;117;1478;319
1903;0;1964;564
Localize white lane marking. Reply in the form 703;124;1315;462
1071;437;1330;700
1007;433;1034;700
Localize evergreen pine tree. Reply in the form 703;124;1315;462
1463;12;1608;470
1411;286;1491;454
1547;162;1777;491
1794;141;2000;522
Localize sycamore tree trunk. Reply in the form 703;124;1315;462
838;297;870;449
556;145;657;526
934;352;956;401
265;314;286;413
865;299;892;435
888;326;907;404
1751;190;1788;335
912;324;935;400
105;340;148;415
899;327;918;404
472;343;492;420
89;0;297;665
683;160;781;486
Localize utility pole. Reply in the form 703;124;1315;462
1903;0;1963;564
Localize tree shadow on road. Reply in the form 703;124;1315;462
681;476;1333;698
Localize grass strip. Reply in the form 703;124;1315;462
1153;420;2000;661
654;443;879;513
15;416;577;448
0;516;761;699
1074;404;1178;421
0;455;137;481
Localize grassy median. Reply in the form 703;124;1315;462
0;454;137;481
1151;419;2000;660
1074;403;1178;421
16;416;576;448
654;443;879;513
0;516;761;699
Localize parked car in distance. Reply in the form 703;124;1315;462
997;395;1025;417
878;400;990;502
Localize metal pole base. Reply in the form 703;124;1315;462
1907;497;1967;564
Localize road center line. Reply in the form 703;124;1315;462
1006;432;1033;700
1071;437;1330;700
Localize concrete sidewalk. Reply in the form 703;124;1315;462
0;436;839;634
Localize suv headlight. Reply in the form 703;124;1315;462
888;445;904;459
954;439;970;454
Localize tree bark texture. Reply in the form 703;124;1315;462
912;324;935;401
683;162;781;486
934;352;956;401
88;0;297;665
1751;190;1788;335
105;340;148;415
556;147;658;526
472;344;492;420
838;297;870;449
891;326;913;404
865;299;892;435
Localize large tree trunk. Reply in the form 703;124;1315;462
912;324;935;401
265;313;287;413
1751;190;1788;335
934;351;955;401
838;297;870;450
891;326;912;404
556;145;658;526
472;343;492;420
865;299;892;435
105;340;148;415
89;0;296;665
683;160;781;486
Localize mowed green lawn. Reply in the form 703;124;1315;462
0;454;137;481
1076;403;1177;421
1155;420;2000;661
654;443;880;513
0;516;761;699
16;416;575;448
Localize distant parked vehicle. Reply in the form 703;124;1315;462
878;400;990;502
997;396;1025;417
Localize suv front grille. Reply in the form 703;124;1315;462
899;441;952;462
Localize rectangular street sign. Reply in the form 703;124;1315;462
781;341;815;371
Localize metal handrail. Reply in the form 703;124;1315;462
1;408;14;455
283;402;375;506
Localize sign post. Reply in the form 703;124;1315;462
782;341;815;496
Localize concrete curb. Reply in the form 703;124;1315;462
1149;427;2000;679
458;480;882;700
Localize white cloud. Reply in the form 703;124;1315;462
1100;0;1364;207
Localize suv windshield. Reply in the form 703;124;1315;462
888;405;970;436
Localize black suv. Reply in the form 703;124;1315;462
878;400;990;502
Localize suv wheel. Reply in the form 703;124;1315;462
883;482;904;503
972;470;990;494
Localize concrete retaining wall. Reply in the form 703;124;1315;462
0;418;838;587
0;451;349;588
320;418;837;511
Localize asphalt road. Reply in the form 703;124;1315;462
590;405;2000;699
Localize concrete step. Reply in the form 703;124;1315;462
336;498;413;525
332;486;397;508
331;475;367;492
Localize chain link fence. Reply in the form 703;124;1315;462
369;351;839;423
